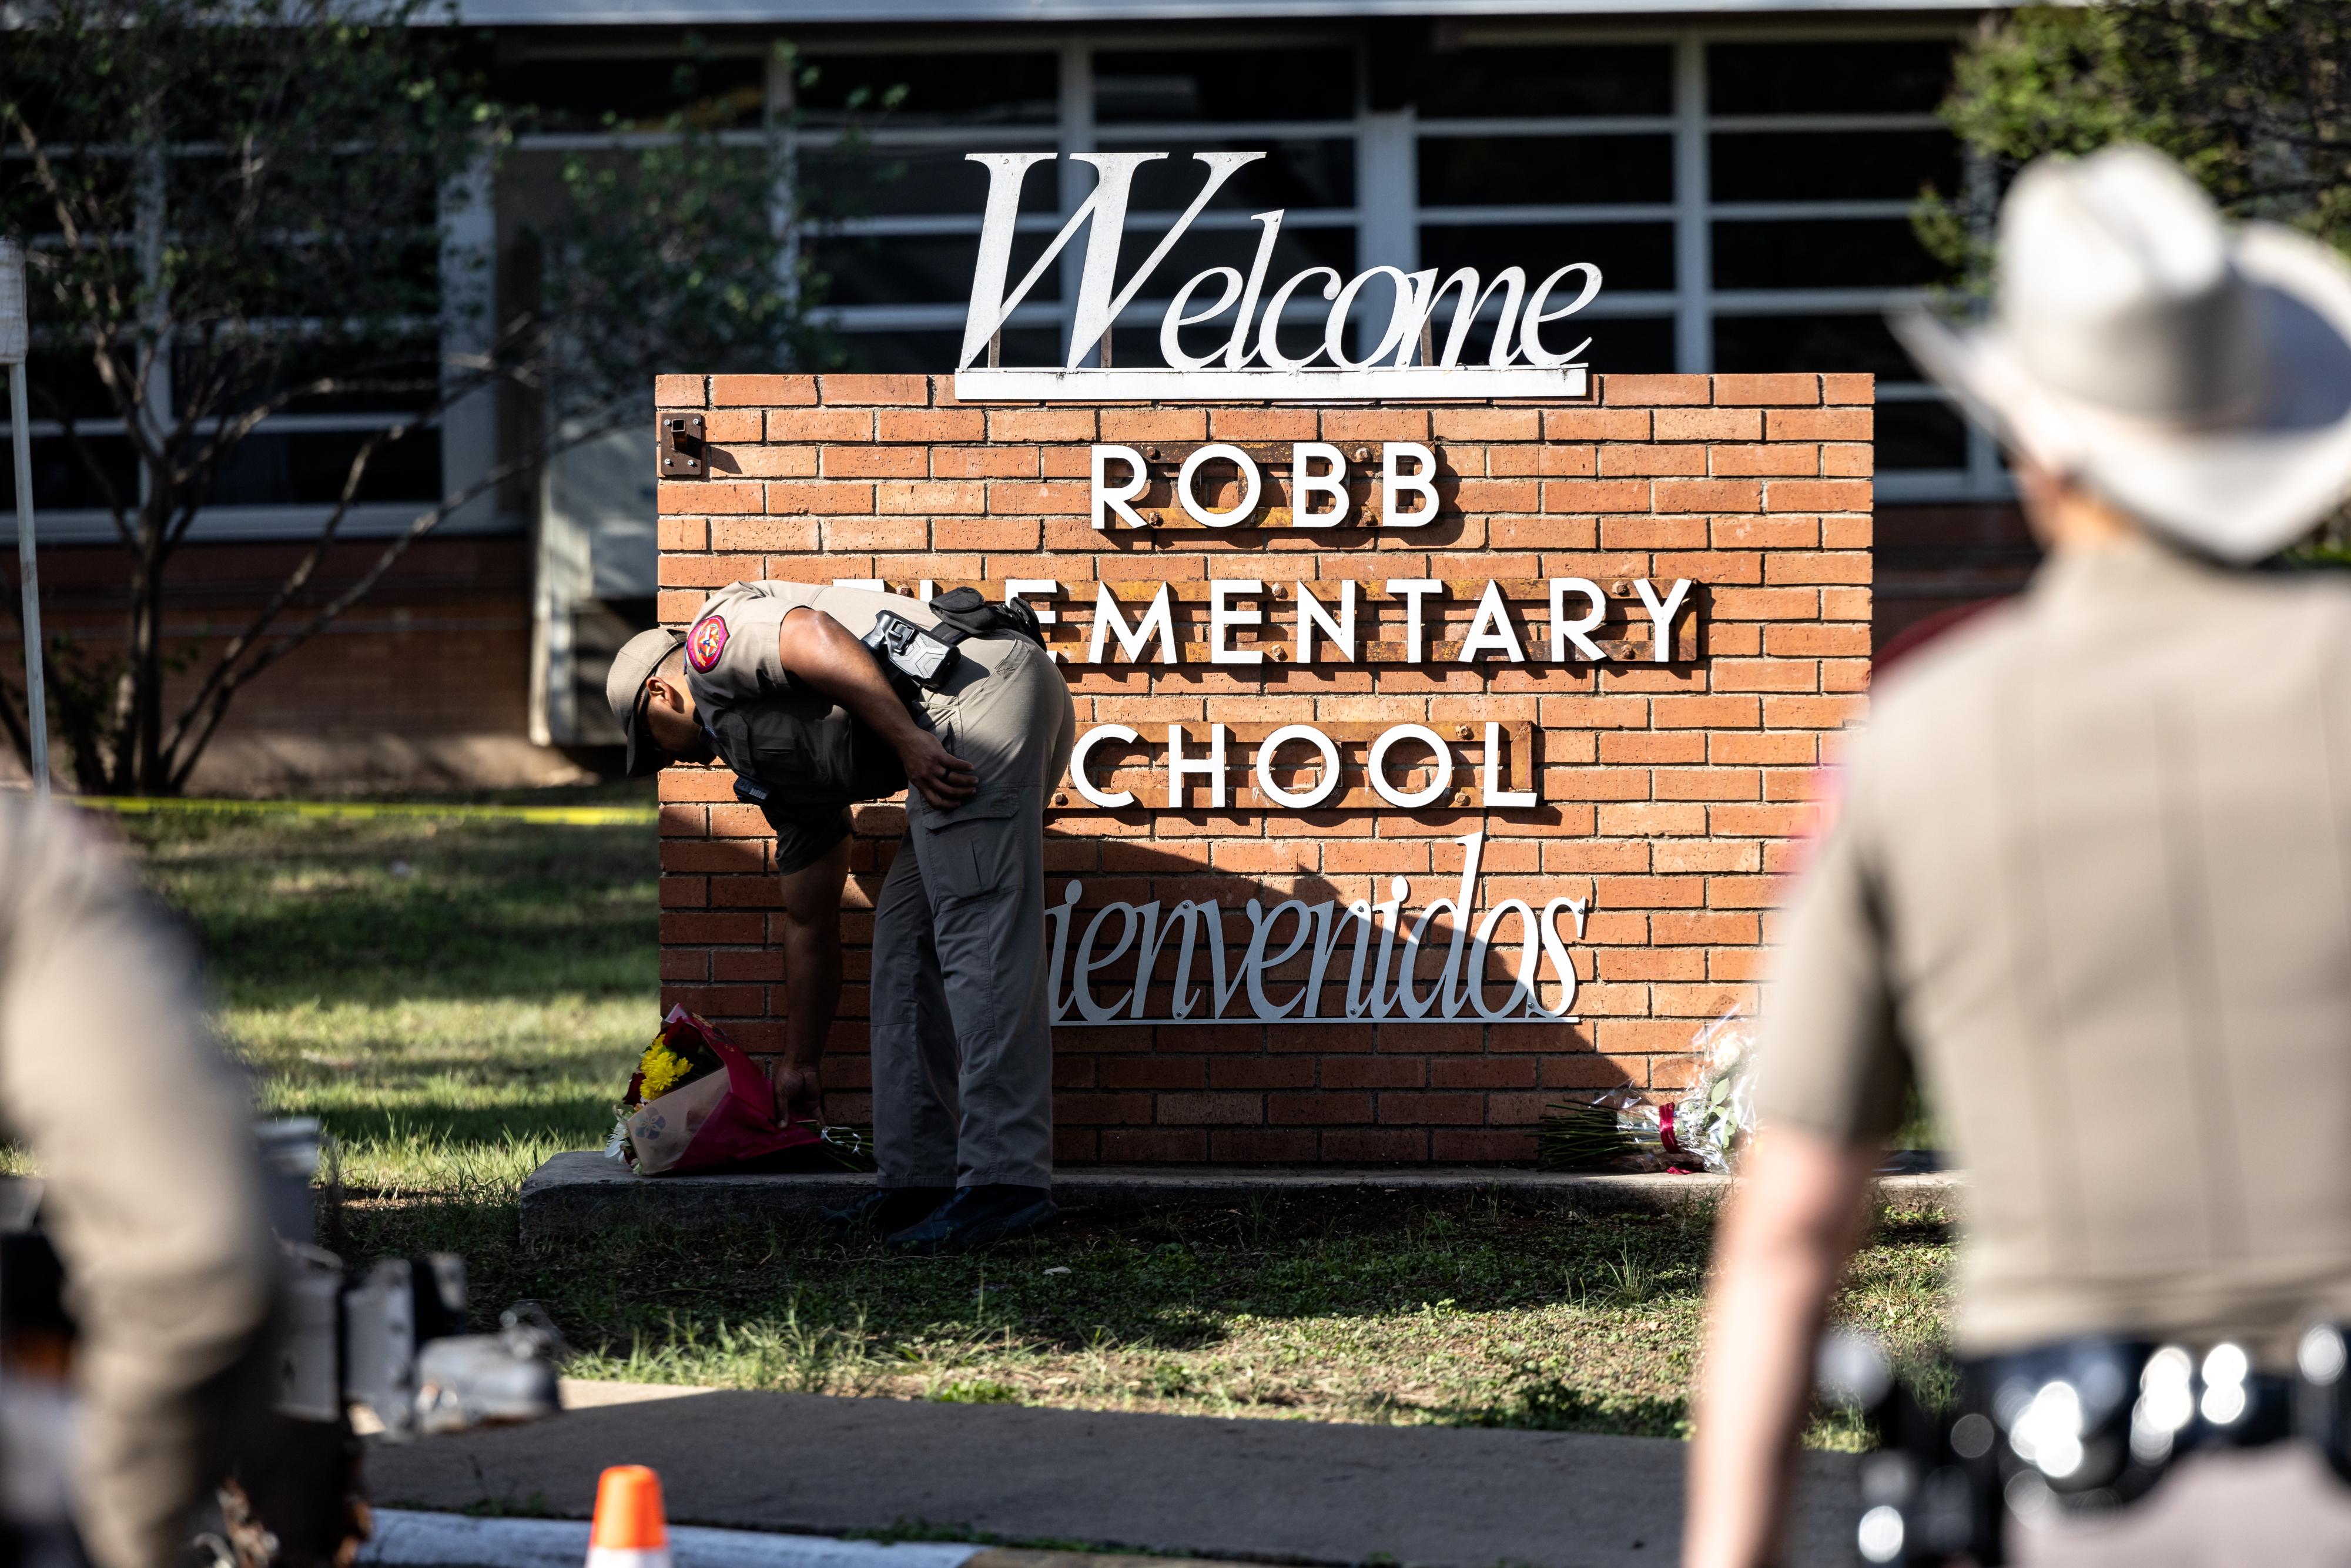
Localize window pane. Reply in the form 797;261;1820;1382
1419;135;1673;206
796;53;1058;127
1878;400;1968;470
1710;130;1961;202
1712;219;1942;290
1706;41;1954;116
808;230;1061;307
23;350;119;422
1131;225;1357;299
1421;223;1675;292
210;430;443;507
1713;313;1915;377
3;435;138;511
1419;44;1672;118
1589;318;1676;375
844;328;1060;374
1094;49;1355;124
501;55;766;134
1123;140;1357;210
191;339;444;418
800;149;1055;220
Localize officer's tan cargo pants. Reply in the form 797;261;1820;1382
870;634;1075;1190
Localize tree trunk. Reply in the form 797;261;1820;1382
121;528;167;795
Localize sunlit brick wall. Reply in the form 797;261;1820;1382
653;372;1871;1165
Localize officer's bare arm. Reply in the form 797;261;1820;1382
770;836;851;1123
775;608;978;809
1683;1125;1876;1568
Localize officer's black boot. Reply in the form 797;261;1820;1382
884;1184;1057;1254
823;1185;953;1237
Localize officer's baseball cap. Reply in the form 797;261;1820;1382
607;627;686;778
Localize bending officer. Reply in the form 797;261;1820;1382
607;579;1075;1252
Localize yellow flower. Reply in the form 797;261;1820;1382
638;1040;694;1101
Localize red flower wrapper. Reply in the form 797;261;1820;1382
625;1007;823;1177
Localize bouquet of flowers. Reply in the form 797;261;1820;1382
1535;1008;1759;1173
606;1007;871;1176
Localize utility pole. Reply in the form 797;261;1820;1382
1;239;48;801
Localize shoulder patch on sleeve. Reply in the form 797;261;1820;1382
686;613;729;673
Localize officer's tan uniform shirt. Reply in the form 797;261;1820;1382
0;801;275;1568
1759;537;2351;1360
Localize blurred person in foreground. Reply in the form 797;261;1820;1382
0;799;277;1567
1684;145;2351;1567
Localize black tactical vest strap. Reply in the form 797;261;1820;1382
927;585;1046;648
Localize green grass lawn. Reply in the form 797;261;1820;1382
117;796;1953;1444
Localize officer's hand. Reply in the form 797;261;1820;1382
772;1061;822;1124
900;732;979;810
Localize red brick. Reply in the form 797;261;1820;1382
820;375;929;405
1823;443;1874;478
1653;408;1761;441
1210;408;1322;441
990;408;1098;442
1544;480;1652;512
655;374;706;407
1210;1131;1320;1161
1765;480;1873;514
710;518;817;552
763;481;875;516
1602;374;1710;406
1824;515;1873;548
1713;374;1820;406
1710;444;1820;477
877;408;985;443
1270;1093;1374;1125
823;446;928;478
1545;407;1650;441
769;409;874;442
712;374;817;406
698;410;761;444
1767;407;1871;441
1822;372;1875;404
1101;408;1209;442
658;481;759;515
1655;479;1761;513
1600;444;1709;477
1432;408;1541;440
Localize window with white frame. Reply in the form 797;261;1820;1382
784;24;1995;502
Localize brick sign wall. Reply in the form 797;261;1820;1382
654;371;1872;1165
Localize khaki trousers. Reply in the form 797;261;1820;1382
2013;1445;2351;1567
869;635;1074;1190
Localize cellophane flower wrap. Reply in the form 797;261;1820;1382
1534;1008;1757;1172
606;1007;866;1177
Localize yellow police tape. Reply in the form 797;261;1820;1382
65;795;655;827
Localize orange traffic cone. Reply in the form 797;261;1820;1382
585;1465;671;1568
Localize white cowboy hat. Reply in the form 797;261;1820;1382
1893;143;2351;562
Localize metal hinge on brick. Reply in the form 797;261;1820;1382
658;413;705;478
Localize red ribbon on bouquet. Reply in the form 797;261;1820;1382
1659;1101;1703;1175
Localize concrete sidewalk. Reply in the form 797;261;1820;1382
366;1382;1860;1567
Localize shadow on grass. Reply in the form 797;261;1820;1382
1432;1381;1692;1440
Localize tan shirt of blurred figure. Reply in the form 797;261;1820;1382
0;799;277;1568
